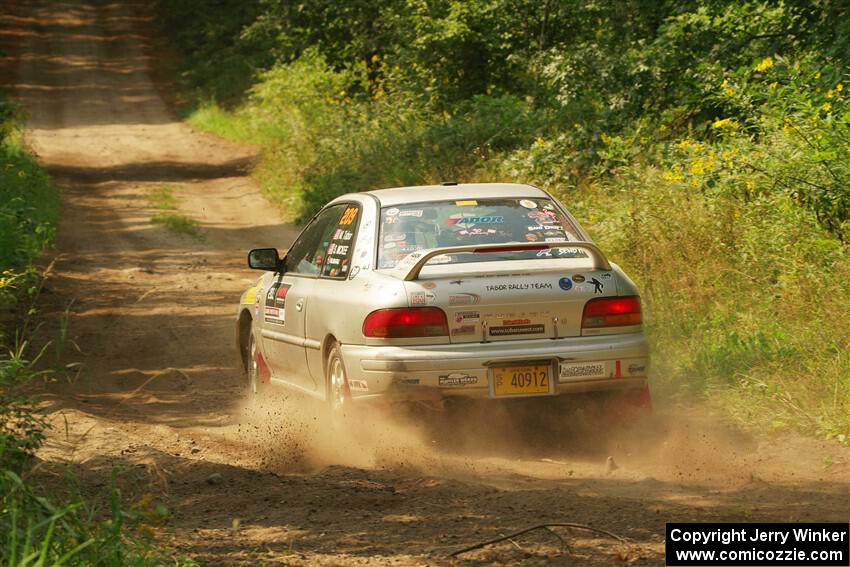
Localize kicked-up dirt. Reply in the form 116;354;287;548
1;0;848;565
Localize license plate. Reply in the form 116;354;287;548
559;361;607;380
492;364;552;397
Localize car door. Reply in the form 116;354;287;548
305;202;363;384
260;204;348;393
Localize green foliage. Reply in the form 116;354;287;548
1;464;195;566
0;123;59;289
156;0;850;439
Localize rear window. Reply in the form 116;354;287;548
378;198;583;269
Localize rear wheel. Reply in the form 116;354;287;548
326;343;351;416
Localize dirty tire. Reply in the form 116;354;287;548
326;342;350;420
247;332;259;395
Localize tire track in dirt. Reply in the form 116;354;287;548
2;1;848;565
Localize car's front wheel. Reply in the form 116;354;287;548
246;332;259;395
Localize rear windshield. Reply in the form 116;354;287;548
378;198;583;269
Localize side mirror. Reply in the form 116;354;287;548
248;248;282;271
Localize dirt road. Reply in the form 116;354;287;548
2;1;848;565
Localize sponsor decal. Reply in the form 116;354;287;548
536;249;553;257
519;199;538;209
454;310;480;323
528;210;557;222
329;268;340;277
449;293;480;305
410;292;436;305
326;257;341;266
502;318;531;325
600;272;613;279
527;225;545;231
544;230;564;236
526;234;538;241
542;202;555;210
399;209;423;217
384;242;396;249
348;266;360;280
385;207;400;216
485;282;553;291
455;200;477;206
264;282;291;325
332;229;354;241
572;274;586;283
489;324;545;336
430;254;452;264
446;214;505;226
628;363;646;375
385;233;406;242
398;378;420;385
333;244;350;256
545;237;566;242
590;277;604;294
560;362;606;379
385;216;398;224
459;227;497;236
449;279;466;285
438;373;478;386
451;325;477;336
559;277;573;291
349;380;369;391
422;281;437;290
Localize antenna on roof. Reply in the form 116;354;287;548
440;181;458;186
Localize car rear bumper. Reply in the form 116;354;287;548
339;333;649;401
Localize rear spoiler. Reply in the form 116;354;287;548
388;241;611;281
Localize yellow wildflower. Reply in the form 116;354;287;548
534;137;546;147
712;118;736;129
721;79;735;97
826;89;834;99
769;81;778;90
0;278;6;287
600;133;611;145
755;56;774;72
675;139;692;150
370;54;381;64
822;102;832;112
689;158;705;176
815;72;821;79
837;83;844;92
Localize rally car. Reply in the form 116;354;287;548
237;183;650;415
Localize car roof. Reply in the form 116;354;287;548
365;183;548;207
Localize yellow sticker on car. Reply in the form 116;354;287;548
455;200;478;206
241;286;258;305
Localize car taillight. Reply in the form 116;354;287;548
582;296;642;328
363;307;449;338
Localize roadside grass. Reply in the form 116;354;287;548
147;185;204;241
